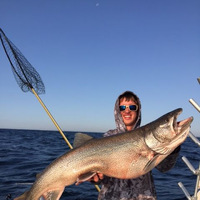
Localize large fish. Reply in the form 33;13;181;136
15;108;193;200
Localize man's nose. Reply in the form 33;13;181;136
124;107;130;112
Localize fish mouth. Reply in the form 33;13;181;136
177;117;193;134
173;109;193;138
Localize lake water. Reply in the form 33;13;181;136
0;129;199;200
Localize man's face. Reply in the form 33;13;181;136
119;98;138;131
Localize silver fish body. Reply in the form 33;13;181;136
14;108;193;200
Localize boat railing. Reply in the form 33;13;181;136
178;78;200;200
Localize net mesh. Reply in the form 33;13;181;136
0;29;45;94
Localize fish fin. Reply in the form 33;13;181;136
42;187;65;200
73;132;93;148
14;191;29;200
76;172;97;185
144;154;168;173
36;172;41;179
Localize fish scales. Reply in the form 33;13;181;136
14;108;193;200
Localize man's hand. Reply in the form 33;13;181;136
75;172;104;185
91;172;104;183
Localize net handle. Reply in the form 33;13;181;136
31;88;101;192
31;88;73;149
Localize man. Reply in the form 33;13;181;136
93;91;180;200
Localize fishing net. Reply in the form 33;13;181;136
0;29;45;94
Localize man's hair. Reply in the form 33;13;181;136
119;91;138;103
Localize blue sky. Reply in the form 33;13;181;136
0;0;200;136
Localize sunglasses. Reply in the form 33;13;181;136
119;105;138;112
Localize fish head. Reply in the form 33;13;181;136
144;108;193;157
143;108;193;172
152;108;193;143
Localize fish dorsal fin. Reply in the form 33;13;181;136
73;132;93;148
36;172;41;179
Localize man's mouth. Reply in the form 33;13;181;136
124;115;131;119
